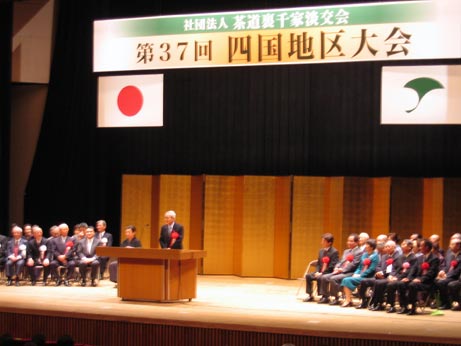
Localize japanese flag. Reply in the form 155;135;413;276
98;74;163;127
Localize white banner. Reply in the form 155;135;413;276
381;65;461;124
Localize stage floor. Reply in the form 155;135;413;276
0;275;460;345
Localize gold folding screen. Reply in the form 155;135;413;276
121;175;460;279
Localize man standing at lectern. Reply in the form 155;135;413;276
159;210;184;249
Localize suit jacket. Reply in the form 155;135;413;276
121;238;142;248
315;246;339;274
159;223;184;249
6;237;29;259
376;251;401;278
335;246;363;273
0;235;7;263
408;252;440;284
27;237;52;262
444;252;461;279
394;252;417;280
96;231;113;247
77;237;101;259
52;236;75;260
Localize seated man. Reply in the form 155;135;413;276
26;226;52;285
316;233;362;305
380;239;417;312
5;226;28;286
399;238;440;315
109;225;142;283
356;240;400;310
448;264;461;311
95;220;113;280
303;233;339;302
77;226;101;287
50;223;76;286
434;237;461;309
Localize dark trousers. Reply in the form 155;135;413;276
435;278;456;306
448;280;461;303
28;264;51;282
6;259;25;278
328;273;352;297
109;260;118;283
79;260;100;281
50;259;76;280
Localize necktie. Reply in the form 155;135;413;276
14;240;19;256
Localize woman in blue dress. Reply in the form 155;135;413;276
340;239;379;307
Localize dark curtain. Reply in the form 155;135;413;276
0;1;12;235
24;0;461;243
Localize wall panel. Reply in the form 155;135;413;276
443;178;461;247
291;176;325;279
121;175;152;248
390;178;423;240
203;176;236;274
241;176;276;277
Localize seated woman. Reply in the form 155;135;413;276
109;225;142;283
340;239;379;307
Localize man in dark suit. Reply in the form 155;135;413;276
50;223;76;286
317;233;362;305
434;237;461;309
5;226;28;286
95;219;113;280
77;226;101;286
0;234;7;267
375;239;417;312
159;210;184;250
109;225;142;283
303;233;339;302
399;238;440;315
356;240;401;310
26;226;52;285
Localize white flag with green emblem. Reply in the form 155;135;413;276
381;65;461;124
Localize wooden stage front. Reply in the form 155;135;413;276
0;275;460;346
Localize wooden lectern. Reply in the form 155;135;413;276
96;247;206;302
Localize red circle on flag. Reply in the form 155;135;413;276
117;85;143;116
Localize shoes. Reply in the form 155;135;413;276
56;279;62;286
341;301;353;308
430;301;437;309
355;302;368;309
91;280;97;287
329;298;340;306
31;280;36;286
81;281;87;287
451;304;461;311
370;304;384;311
64;280;70;287
43;281;47;286
302;295;313;302
397;307;409;314
99;274;104;280
6;279;12;286
318;296;329;304
15;278;20;286
387;306;397;313
407;308;417;315
438;304;450;310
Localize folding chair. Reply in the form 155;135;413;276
296;260;318;297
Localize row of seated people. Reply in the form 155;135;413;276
0;222;113;287
303;232;461;315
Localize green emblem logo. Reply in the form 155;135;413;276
404;77;444;113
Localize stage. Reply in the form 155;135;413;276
0;275;460;346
